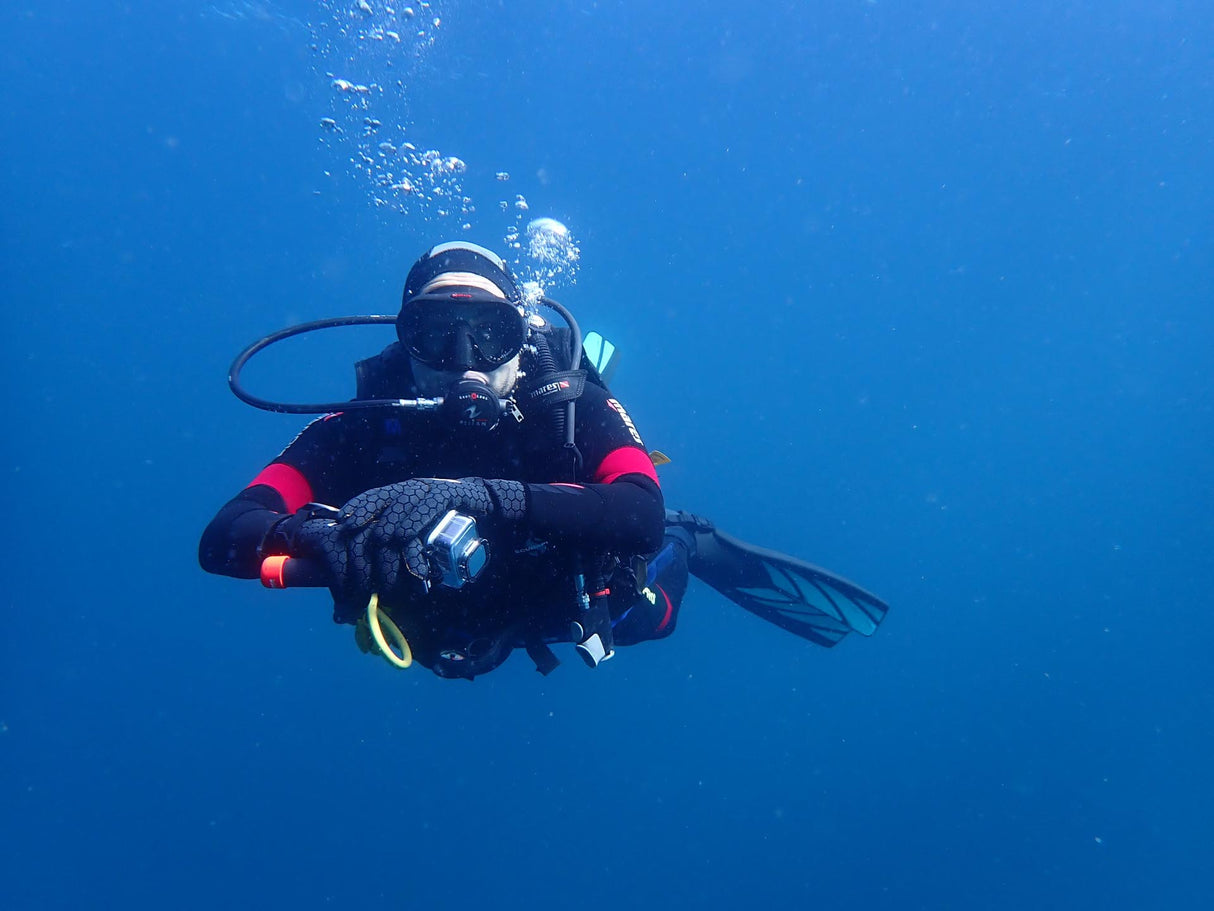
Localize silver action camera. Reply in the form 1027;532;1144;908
425;510;489;589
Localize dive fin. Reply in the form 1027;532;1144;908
667;511;889;648
583;331;621;386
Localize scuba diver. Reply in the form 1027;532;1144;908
199;241;889;679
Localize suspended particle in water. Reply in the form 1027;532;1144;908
358;0;374;16
514;195;529;211
495;171;510;181
320;117;337;130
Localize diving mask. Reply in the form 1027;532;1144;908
397;291;527;372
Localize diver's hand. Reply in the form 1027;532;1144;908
258;503;347;590
258;480;526;597
318;478;527;596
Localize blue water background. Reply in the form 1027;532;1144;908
3;2;1212;908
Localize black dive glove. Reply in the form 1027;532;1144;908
265;478;528;600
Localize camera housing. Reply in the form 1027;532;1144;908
425;510;489;589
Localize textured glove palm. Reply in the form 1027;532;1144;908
290;477;527;599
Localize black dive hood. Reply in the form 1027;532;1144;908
227;297;585;441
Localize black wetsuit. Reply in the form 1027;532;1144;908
200;379;688;676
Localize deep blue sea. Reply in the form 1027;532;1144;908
3;2;1211;908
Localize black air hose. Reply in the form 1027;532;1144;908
530;329;567;442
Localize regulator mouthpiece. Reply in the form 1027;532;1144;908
443;372;504;431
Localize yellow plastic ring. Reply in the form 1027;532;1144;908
367;593;413;669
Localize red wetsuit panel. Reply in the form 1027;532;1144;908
246;462;314;514
593;446;659;486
